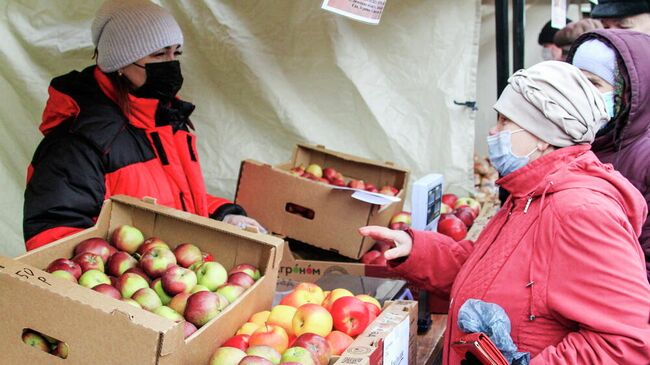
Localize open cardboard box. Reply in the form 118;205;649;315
235;144;409;259
0;195;284;365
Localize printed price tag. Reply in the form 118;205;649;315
322;0;387;25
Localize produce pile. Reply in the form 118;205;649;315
290;163;399;195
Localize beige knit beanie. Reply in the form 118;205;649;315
493;61;609;147
91;0;183;73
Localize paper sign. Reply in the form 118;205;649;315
321;0;387;25
551;0;567;29
383;316;409;365
330;185;401;205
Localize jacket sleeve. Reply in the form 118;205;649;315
532;203;650;365
207;195;247;221
641;187;650;283
24;134;106;251
388;229;474;299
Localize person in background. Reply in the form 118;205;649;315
567;29;650;281
553;18;603;61
23;0;265;251
360;61;650;364
538;19;571;61
591;0;650;34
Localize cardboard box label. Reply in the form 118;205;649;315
383;316;409;365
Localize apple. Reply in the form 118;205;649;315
209;347;247;365
292;304;333;337
50;270;78;283
124;267;151;284
247;311;269;326
280;284;325;307
329;177;346;187
139;247;177;278
132;287;163;311
22;330;50;352
116;272;150;298
153;305;184;322
185;291;228;327
161;266;197;295
370;254;387;266
330;296;370;337
196;261;228;291
173;243;203;268
222;334;251;351
237;322;263;336
454;206;476;228
72;252;105;273
321;288;353;312
109;276;118;287
249;324;290;354
388;211;411;230
293;333;332;365
364;302;380;323
111;225;145;254
52;341;69;359
169;292;191;315
379;185;399;196
202;252;214;262
347;179;365;190
135;237;170;258
121;298;142;308
454;197;481;217
184;321;198;339
305;164;323;178
356;294;381;311
216;283;246;303
246;345;281;364
370;241;392;253
46;258;82;279
322;168;339;182
190;284;210;293
364;182;378;193
93;283;121;299
151;278;173;305
74;237;113;263
229;272;256;289
78;269;110;288
360;250;382;265
437;215;468;241
280;347;318;365
325;331;354;356
230;264;261;281
106;251;138;277
441;203;453;214
290;165;306;177
441;193;458;208
240;356;274;365
267;304;297;336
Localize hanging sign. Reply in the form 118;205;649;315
321;0;387;25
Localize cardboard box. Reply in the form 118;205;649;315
333;300;418;365
0;195;284;365
235;144;409;259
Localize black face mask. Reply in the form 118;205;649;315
131;60;183;101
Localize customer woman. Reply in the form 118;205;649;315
24;0;264;250
360;61;650;364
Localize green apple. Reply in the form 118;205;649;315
78;269;110;289
132;287;163;311
209;347;247;365
116;272;149;298
196;262;227;291
281;347;318;365
153;306;184;322
151;278;173;305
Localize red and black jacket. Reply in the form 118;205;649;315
24;66;245;251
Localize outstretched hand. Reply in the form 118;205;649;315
358;226;413;261
223;214;268;234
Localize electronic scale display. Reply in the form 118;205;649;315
411;173;444;231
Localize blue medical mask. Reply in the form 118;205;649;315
601;91;616;119
487;129;537;176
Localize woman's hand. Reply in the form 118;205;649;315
223;214;268;234
358;226;413;260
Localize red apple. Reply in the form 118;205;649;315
93;283;121;300
290;165;306;177
173;243;203;268
209;347;247;365
46;258;81;279
454;206;476;228
440;203;453;214
360;250;382;265
437;215;467;241
321;288;353;312
364;182;378;193
222;334;251;351
185;291;228;327
110;225;145;254
249;324;290;355
388;211;411;230
322;168;338;182
379;185;399;196
454;197;481;217
124;267;151;284
439;213;455;223
239;356;274;365
330;296;370;337
139;247;177;278
293;333;332;365
330;177;346;187
370;255;387;266
305;164;323;179
135;237;170;258
228;272;256;289
441;193;458;208
72;252;104;273
230;264;261;281
74;237;113;263
184;321;198;339
246;345;282;364
169;292;191;315
347;179;365;190
106;251;137;277
325;331;354;356
116;272;150;298
161;266;197;295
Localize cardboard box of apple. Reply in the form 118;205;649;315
290;164;399;197
438;193;482;241
210;283;382;365
35;224;262;357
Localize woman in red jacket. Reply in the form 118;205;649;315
23;0;264;250
361;61;650;364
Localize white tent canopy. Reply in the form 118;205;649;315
0;0;481;257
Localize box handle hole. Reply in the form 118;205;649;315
285;203;315;220
22;328;69;359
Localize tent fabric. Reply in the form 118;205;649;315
0;0;481;257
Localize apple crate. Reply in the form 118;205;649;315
0;195;284;365
235;143;409;260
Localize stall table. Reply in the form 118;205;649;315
416;314;447;365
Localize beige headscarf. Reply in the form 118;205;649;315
493;61;609;147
